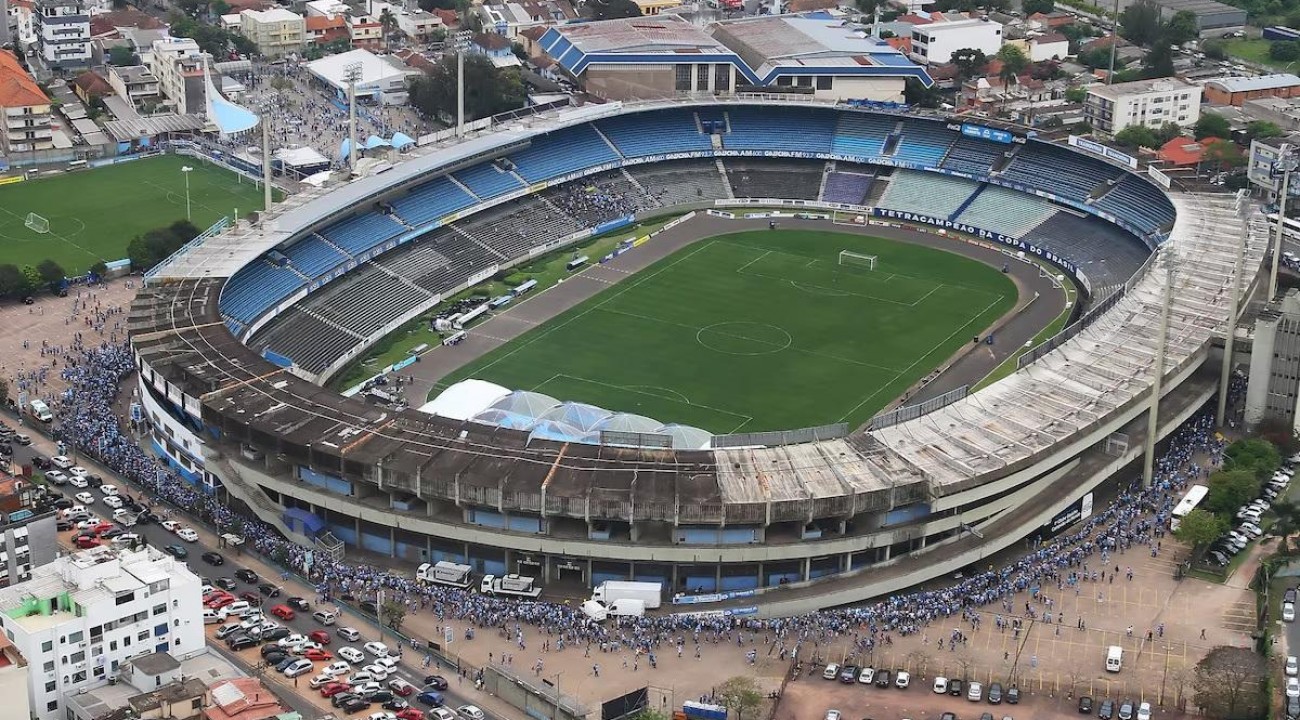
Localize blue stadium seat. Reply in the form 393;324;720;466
942;136;1005;176
220;260;306;324
1094;176;1176;235
317;212;406;256
597;110;711;157
507;125;620;183
724;107;836;154
1000;143;1124;202
453;163;524;200
283;235;348;279
831;112;895;159
892;120;957;166
391;176;478;226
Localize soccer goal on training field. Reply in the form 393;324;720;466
838;250;877;270
24;213;49;234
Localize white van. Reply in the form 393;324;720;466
1106;645;1123;672
218;601;253;619
312;610;337;626
29;400;52;423
203;609;222;624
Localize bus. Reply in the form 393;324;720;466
1170;484;1209;530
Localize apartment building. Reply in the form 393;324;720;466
0;545;205;720
0;636;30;720
239;7;305;56
0;475;58;589
1084;77;1202;134
107;64;160;106
0;51;53;155
33;0;90;69
909;17;1002;65
149;38;208;114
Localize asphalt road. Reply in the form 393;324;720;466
4;426;492;720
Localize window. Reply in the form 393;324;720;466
154;623;168;637
67;631;83;644
776;76;792;86
152;604;166;616
44;681;55;693
42;661;53;673
138;630;149;642
123;636;130;647
714;65;730;93
675;64;691;91
41;640;52;653
796;76;812;87
45;701;57;712
72;671;85;683
109;641;117;651
696;63;708;91
816;76;832;90
114;592;134;606
70;651;84;665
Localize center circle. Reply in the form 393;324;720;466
695;322;792;356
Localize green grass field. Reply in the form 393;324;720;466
0;155;267;274
436;230;1017;432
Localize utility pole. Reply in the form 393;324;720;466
261;119;273;213
1218;190;1251;426
1143;252;1178;488
1270;145;1298;301
343;62;363;173
1106;0;1120;84
552;672;563;720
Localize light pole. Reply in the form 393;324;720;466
181;165;194;220
1270;144;1299;301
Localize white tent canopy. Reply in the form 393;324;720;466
418;379;510;420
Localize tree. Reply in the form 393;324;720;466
1271;41;1300;62
19;266;41;293
1193;112;1231;141
951;47;988;81
1142;41;1174;78
378;8;400;50
1114;125;1158;149
1118;0;1162;47
1193;646;1267;719
1247;121;1284;141
1153;121;1183;145
1173;508;1225;547
1022;0;1054;14
1164;10;1199;45
0;264;32;299
903;77;942;108
587;0;641;19
716;677;763;720
89;261;108;278
212;0;230;13
408;55;525;122
1202;140;1245;174
996;45;1029;112
1256;418;1300;455
1065;86;1088;103
379;598;406;630
1267;499;1300;554
35;259;65;285
854;0;889;14
1224;438;1281;481
1201;38;1227;60
108;46;136;66
1204;469;1261;516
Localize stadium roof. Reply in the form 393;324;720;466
540;14;932;86
305;48;420;94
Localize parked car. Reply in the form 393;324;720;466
423;675;449;691
933;677;948;694
949;678;964;697
821;663;839;680
1118;699;1135;720
838;665;858;683
287;596;311;611
967;681;982;702
163;544;188;559
269;605;296;621
1077;696;1092;714
309;630;332;645
1098;699;1114;720
1006;686;1020;704
235;568;259;584
338;627;362;642
857;667;875;685
202;552;224;565
895;670;910;689
988;682;1003;704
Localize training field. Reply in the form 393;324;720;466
0;155;265;274
440;230;1017;432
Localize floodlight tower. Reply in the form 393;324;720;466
343;61;363;173
1270;144;1299;301
1142;250;1178;488
1218;190;1251;427
454;30;473;137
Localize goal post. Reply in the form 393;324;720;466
838;250;877;270
24;213;49;234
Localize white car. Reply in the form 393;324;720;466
75;517;102;530
352;681;382;697
430;709;456;720
278;634;307;649
1288;656;1298;676
99;484;118;496
1285;602;1296;623
373;656;399;672
967;681;982;702
283;659;314;678
369;713;399;720
102;496;123;510
822;663;839;680
309;673;335;689
110;533;140;546
68;475;89;489
339;646;366;664
50;455;73;469
895;671;910;689
351;670;379;685
363;641;389;657
61;505;86;518
161;520;180;532
933;677;948;694
459;706;485;720
74;491;95;505
323;660;351;676
361;664;390;681
857;667;874;685
177;528;199;542
1288;677;1300;699
68;466;88;478
45;470;68;485
1136;702;1152;720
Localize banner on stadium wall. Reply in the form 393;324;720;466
1068;135;1138;170
674;606;759;619
959;123;1015;144
707;210;736;219
871;208;1079;275
392;355;418;371
592;215;633;235
1147;165;1172;189
672;589;757;605
1039;491;1095;538
0;175;24;186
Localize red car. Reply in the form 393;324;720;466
90;521;113;535
320;682;352;698
396;709;424;720
75;535;100;548
303;648;332;661
308;630;331;645
389;678;416;697
239;591;261;604
269;605;296;621
206;595;236;609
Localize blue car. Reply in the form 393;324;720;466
417;690;445;707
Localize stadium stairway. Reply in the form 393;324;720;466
990;144;1021;174
619;167;647;194
316;233;355;260
592;125;625;159
881;122;904;156
365;259;438;297
949;183;988;221
299;306;366;341
818;161;833;201
207;455;314;548
447;174;480;202
715;159;734;198
451;224;507;260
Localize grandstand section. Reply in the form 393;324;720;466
877;170;979;218
128;100;1248;611
954;185;1057;239
725;159;823;200
820;168;875;205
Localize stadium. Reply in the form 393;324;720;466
129;97;1268;617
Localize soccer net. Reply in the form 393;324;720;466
838;250;877;270
24;213;49;234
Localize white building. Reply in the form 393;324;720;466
33;0;90;69
149;38;209;115
304;48;420;102
1084;76;1202;134
0;546;204;720
366;0;443;40
909;17;1002;65
0;636;29;720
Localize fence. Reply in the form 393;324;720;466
869;386;969;431
712;423;848;449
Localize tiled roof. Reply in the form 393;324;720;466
0;53;47;109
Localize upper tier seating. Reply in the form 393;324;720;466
283;235;348;278
893;120;956;166
252;307;361;375
453;163;524;201
220;260;306;324
317;212;407;257
629;160;732;206
942;136;1006;176
1000;144;1124;202
831;112;895;158
724;107;836;154
390;176;477;227
1020;212;1151;290
1094;176;1176;236
956;185;1057;238
597;110;711;157
877;170;979;217
508;125;620;183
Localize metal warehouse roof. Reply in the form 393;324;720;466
1207;73;1300;93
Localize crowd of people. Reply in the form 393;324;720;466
44;340;1229;672
553;182;643;228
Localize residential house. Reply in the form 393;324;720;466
0;50;53;154
33;0;91;70
203;678;288;720
1027;32;1067;62
347;14;382;50
106;64;159;106
70;69;112;104
1084;76;1202;134
239;8;305;56
471;31;519;68
304;13;347;45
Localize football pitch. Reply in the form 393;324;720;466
439;230;1017;433
0;155;266;274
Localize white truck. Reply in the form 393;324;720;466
580;598;647;621
1105;645;1122;672
480;574;542;599
417;561;474;589
590;580;663;610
